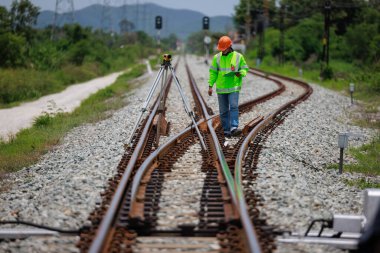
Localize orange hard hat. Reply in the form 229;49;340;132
217;36;232;51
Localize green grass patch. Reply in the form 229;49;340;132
248;58;380;107
0;44;154;108
0;62;101;108
344;136;380;176
0;64;145;173
326;135;380;181
343;178;380;189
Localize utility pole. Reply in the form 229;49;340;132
245;0;251;43
101;0;113;33
51;0;75;40
136;0;139;31
263;0;269;21
322;0;331;66
258;0;269;63
279;3;285;65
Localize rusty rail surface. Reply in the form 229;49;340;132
79;59;307;253
86;61;178;253
234;68;313;253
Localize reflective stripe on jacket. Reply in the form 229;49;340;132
208;51;249;94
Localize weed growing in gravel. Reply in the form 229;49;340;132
344;178;380;189
328;134;380;189
345;135;380;176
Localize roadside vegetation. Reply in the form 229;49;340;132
0;0;178;174
0;1;162;107
0;64;145;173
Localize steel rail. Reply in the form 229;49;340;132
185;62;263;253
127;62;287;252
88;60;290;252
185;62;237;204
127;65;287;205
88;61;178;253
234;68;313;253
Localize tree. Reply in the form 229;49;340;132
162;34;178;51
62;23;90;44
342;7;380;64
0;32;26;67
136;31;154;47
119;19;135;33
0;6;11;34
234;0;276;35
10;0;40;41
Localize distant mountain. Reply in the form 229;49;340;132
36;3;234;40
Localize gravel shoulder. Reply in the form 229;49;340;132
251;83;377;253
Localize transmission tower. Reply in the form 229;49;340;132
123;0;128;20
101;0;113;32
51;0;75;39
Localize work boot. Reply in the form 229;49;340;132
231;128;242;137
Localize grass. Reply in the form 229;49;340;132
326;137;379;188
0;64;145;173
345;135;380;176
343;178;380;189
0;63;101;108
249;58;380;107
0;45;155;108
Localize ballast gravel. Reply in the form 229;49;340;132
249;83;377;253
0;55;377;253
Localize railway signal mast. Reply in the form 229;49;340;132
202;16;211;65
322;0;332;66
155;15;162;53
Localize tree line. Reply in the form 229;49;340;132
0;0;181;105
233;0;380;71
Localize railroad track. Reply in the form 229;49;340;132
77;56;312;253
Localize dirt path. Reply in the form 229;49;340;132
0;71;124;141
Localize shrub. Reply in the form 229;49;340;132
69;40;90;65
34;113;54;127
320;64;334;80
0;33;26;67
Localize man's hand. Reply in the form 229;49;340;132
208;87;213;96
235;72;241;77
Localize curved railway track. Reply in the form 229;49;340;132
77;56;313;253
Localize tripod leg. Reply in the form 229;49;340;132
168;66;207;151
143;66;165;110
128;66;166;146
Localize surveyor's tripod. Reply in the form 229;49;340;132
128;54;206;150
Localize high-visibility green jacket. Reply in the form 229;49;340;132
208;51;249;94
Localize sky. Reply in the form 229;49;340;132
0;0;241;17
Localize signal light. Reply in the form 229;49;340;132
202;16;209;30
155;16;162;30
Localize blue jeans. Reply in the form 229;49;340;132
217;92;239;135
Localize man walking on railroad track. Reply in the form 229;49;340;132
208;35;249;138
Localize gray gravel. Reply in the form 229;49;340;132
245;83;377;253
0;71;158;252
0;55;377;253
